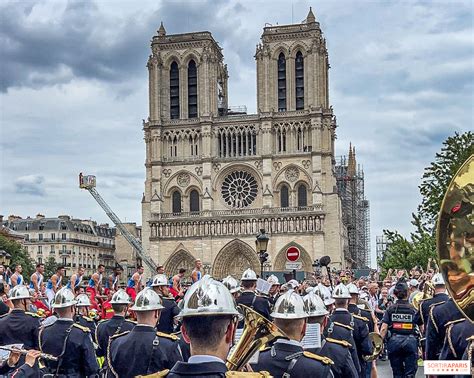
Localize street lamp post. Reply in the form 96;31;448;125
255;229;269;277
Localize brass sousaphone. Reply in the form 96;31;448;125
437;154;474;322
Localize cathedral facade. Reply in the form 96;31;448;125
141;9;346;278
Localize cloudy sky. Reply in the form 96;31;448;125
1;0;472;266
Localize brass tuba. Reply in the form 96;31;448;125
227;305;286;371
363;332;384;361
437;154;474;322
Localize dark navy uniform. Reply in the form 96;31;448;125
156;296;180;334
425;298;463;360
107;325;183;377
252;339;334;377
39;319;99;377
419;292;448;326
173;331;191;362
236;291;271;327
348;303;375;332
382;299;418;378
440;318;474;360
306;336;358;378
167;359;228;377
95;315;136;357
0;309;41;349
74;313;96;335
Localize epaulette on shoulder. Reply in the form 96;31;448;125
73;323;91;332
226;372;272;377
446;318;465;327
303;351;334;365
353;314;369;322
260;346;271;353
326;337;352;348
110;330;130;340
136;369;169;377
125;319;137;324
333;321;354;331
430;301;446;309
157;331;178;341
25;311;41;318
83;316;94;322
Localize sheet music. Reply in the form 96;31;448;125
302;323;321;349
256;278;271;295
227;327;260;364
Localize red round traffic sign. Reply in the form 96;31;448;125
286;246;300;262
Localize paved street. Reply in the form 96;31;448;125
376;359;425;377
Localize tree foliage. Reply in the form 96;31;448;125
44;256;58;278
0;234;34;278
380;131;473;273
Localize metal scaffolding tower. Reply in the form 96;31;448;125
335;144;370;268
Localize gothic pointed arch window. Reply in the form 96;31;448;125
170;61;180;119
190;189;200;212
297;183;307;207
277;53;287;112
172;190;182;213
188;60;198;118
295;51;304;110
280;184;289;208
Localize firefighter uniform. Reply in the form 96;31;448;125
440;318;474;360
382;299;418;378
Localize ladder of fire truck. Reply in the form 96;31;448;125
79;174;157;271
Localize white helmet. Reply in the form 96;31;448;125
52;288;77;309
75;294;92;307
151;274;168;287
431;273;445;286
179;275;240;318
267;274;280;285
130;287;164;311
346;283;360;295
287;279;299;289
271;290;308;319
8;285;31;301
222;275;240;294
304;291;329;317
240;268;257;281
110;289;132;304
332;283;351;299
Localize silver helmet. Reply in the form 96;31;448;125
222;275;240;294
179;275;240;318
52;287;77;309
8;285;31;301
332;283;351;299
431;273;445;286
151;274;169;287
271;289;308;319
110;289;132;304
346;283;360;295
304;291;329;316
130;287;164;311
267;274;280;285
240;268;257;281
75;294;92;307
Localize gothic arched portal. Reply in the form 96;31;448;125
164;249;195;278
273;242;313;272
212;239;260;279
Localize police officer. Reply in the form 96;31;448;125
380;280;418;378
151;274;180;333
222;275;240;299
95;289;136;359
0;285;41;349
304;290;358;378
327;283;372;378
236;268;271;326
440;317;474;360
425;296;463;360
74;293;96;334
418;273;449;328
252;290;334;377
107;287;182;377
40;287;99;376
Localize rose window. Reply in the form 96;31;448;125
221;170;258;208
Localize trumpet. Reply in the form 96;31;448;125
0;346;58;361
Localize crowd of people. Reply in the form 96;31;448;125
0;259;472;377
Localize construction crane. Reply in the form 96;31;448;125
79;173;157;271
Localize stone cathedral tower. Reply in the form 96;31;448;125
142;9;346;278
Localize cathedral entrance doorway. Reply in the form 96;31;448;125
212;239;260;279
163;249;196;278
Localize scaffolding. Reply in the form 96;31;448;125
335;144;370;268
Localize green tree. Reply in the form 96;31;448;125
380;131;473;273
44;256;58;278
0;234;34;279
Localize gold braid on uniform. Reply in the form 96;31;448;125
428;306;439;333
326;337;352;348
446;324;457;358
333;321;354;331
353;314;369;322
106;331;129;378
303;351;334;365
